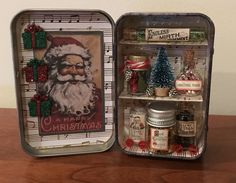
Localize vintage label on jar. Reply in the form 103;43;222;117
129;113;146;142
177;120;197;137
145;28;190;41
175;80;202;91
150;128;169;151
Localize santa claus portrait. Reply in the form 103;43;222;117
35;32;105;135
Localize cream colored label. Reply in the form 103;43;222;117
175;80;202;91
177;120;196;137
129;113;146;142
145;28;189;41
150;128;169;151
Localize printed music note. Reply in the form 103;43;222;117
109;56;113;63
87;26;92;30
58;17;62;23
105;106;109;113
106;46;110;53
69;15;80;23
105;82;109;90
89;13;94;21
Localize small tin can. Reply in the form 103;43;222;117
147;102;176;154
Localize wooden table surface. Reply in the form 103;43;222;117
0;108;236;183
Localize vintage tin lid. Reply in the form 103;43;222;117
128;55;147;62
147;102;176;118
147;118;176;127
147;102;176;127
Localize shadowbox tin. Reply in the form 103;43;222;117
11;10;214;159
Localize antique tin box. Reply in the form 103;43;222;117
11;10;214;159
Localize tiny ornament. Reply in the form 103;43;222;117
138;141;148;151
125;138;134;148
146;86;154;96
124;68;133;82
22;23;47;49
188;144;198;156
169;88;178;97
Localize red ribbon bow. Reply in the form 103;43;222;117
125;59;150;70
119;59;150;74
24;23;43;33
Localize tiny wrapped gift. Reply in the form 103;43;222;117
28;94;52;117
22;23;47;49
23;59;48;82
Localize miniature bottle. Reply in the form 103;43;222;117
175;50;202;96
129;107;146;144
175;102;196;148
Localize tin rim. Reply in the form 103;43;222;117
147;118;176;128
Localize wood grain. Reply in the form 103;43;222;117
0;109;236;183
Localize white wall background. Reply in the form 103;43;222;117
0;0;235;115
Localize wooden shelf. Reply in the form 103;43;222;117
119;40;208;46
118;90;203;102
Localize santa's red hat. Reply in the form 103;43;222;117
45;35;90;60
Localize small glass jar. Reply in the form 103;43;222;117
175;50;202;96
147;102;176;154
124;55;150;95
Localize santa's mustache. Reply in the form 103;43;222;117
57;73;86;82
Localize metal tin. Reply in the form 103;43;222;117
11;11;215;160
147;102;176;153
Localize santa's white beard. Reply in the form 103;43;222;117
49;80;97;116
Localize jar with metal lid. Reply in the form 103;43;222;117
147;102;176;154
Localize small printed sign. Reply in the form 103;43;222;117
175;80;202;91
145;28;190;41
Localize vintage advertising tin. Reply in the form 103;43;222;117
12;10;214;159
